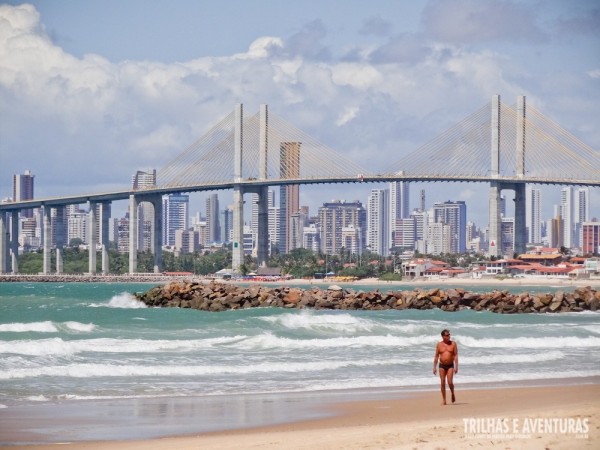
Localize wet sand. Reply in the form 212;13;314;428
2;383;598;449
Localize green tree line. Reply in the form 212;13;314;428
14;246;485;278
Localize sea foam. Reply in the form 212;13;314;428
0;321;58;333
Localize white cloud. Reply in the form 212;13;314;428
336;106;360;126
331;63;382;89
588;69;600;79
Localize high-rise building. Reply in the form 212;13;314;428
303;223;320;252
367;189;390;256
318;200;366;255
560;187;573;248
574;188;589;248
290;209;308;252
268;204;280;254
191;215;209;247
220;208;233;244
432;201;467;254
163;194;189;246
13;170;35;218
582;221;600;255
175;229;199;254
394;218;416;251
426;222;451;255
116;215;130;254
206;193;221;244
526;187;542;244
390;181;409;246
251;190;279;254
501;217;515;256
279;142;300;254
67;207;88;245
411;210;428;242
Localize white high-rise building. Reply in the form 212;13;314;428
303;223;320;252
368;189;390;256
426;222;451;255
67;209;87;244
526;187;542;244
560;187;573;248
390;181;409;245
432;201;467;254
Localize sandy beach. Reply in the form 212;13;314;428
3;383;598;449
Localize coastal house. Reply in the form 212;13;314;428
517;248;563;266
403;258;450;278
402;258;434;278
484;259;514;276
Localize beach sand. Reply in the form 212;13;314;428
4;384;598;449
280;276;600;288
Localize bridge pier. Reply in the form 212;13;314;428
99;202;111;275
0;211;7;273
89;202;97;274
10;212;18;273
128;195;163;274
489;181;527;257
488;183;502;257
129;195;138;274
232;186;245;270
232;104;245;272
147;195;163;273
55;207;64;273
257;104;269;267
43;206;51;274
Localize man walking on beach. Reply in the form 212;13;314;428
433;329;458;405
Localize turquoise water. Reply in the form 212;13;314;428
1;281;599;412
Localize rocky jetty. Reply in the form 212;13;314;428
135;281;600;313
0;274;185;283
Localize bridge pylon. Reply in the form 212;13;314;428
488;95;528;257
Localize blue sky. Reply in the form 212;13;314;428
1;0;599;227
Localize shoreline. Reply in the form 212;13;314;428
2;382;597;449
1;273;599;288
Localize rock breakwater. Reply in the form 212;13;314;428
135;281;600;313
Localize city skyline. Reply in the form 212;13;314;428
1;1;599;229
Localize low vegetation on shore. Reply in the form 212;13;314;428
135;281;600;314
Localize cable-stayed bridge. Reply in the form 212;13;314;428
1;95;598;274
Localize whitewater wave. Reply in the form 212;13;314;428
459;335;600;348
6;355;583;380
0;321;95;333
88;293;147;309
0;335;249;356
260;312;441;334
233;332;436;350
0;321;58;333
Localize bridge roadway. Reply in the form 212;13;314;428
1;173;598;213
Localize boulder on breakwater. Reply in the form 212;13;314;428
134;281;600;313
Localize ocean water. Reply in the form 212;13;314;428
0;282;599;442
